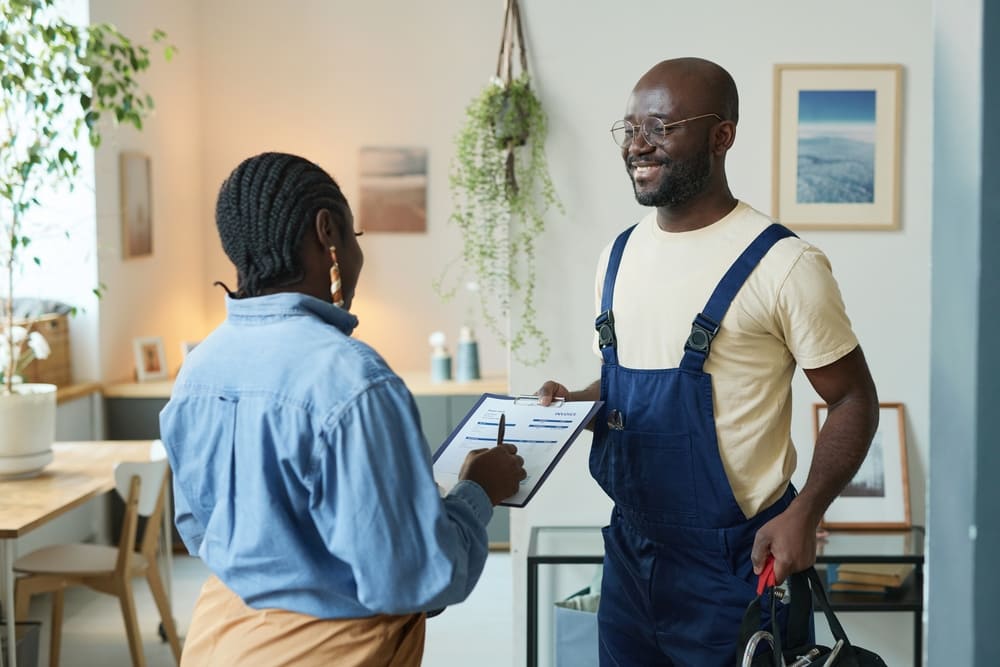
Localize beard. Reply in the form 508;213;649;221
631;147;712;207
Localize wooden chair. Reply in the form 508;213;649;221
12;459;182;666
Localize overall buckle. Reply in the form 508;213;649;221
685;313;720;354
595;310;617;349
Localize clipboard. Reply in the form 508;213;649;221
431;392;603;507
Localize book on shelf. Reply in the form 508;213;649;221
825;563;914;593
829;580;891;594
834;562;915;587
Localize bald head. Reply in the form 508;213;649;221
620;57;740;228
635;58;739;124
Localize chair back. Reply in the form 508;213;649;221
114;458;170;571
150;438;167;461
114;459;168;517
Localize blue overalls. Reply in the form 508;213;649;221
592;223;801;666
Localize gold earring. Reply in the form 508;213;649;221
329;246;344;307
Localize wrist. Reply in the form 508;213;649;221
788;493;825;529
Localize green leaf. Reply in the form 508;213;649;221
0;9;171;304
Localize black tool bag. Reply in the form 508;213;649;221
737;567;889;667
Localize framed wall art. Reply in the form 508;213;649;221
772;64;902;231
815;402;910;530
357;146;427;233
120;151;153;258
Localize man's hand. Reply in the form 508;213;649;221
750;501;820;584
536;380;571;406
537;377;600;408
458;443;527;505
536;379;602;430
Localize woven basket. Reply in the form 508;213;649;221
15;313;72;387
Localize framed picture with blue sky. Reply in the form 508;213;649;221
772;64;903;230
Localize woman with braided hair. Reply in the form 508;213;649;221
160;152;526;666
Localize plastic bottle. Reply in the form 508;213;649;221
455;325;481;382
428;331;452;383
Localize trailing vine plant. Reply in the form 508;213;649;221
436;0;561;366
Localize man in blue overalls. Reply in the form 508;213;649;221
538;57;879;665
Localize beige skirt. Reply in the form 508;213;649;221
181;575;426;667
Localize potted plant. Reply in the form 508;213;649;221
0;0;172;476
438;0;561;366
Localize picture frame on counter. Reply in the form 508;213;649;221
816;402;910;530
133;336;168;382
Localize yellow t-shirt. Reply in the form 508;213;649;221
593;202;858;518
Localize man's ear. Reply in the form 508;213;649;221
712;121;737;155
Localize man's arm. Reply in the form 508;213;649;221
751;345;879;583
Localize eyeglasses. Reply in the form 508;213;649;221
610;113;722;148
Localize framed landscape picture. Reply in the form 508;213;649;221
816;402;910;530
772;64;902;230
357;146;427;233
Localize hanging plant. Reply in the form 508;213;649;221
436;0;561;366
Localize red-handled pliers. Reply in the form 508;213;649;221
756;556;776;595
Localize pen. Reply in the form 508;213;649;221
496;413;506;447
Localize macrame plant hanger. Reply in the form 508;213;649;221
494;0;529;193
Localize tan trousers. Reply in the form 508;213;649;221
181;576;426;666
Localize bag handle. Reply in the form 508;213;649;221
737;557;785;667
804;568;856;656
737;560;865;667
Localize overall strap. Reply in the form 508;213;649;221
679;224;797;372
595;225;637;366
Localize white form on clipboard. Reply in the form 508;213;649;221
430;393;603;507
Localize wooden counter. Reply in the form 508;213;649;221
56;381;102;405
104;372;508;399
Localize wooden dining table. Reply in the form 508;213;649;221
0;441;165;667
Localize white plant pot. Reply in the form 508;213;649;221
0;383;56;478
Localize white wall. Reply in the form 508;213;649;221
193;0;510;376
86;1;934;665
90;0;203;382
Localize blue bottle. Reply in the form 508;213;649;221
429;331;452;383
455;326;481;382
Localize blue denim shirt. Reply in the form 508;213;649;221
159;293;493;618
